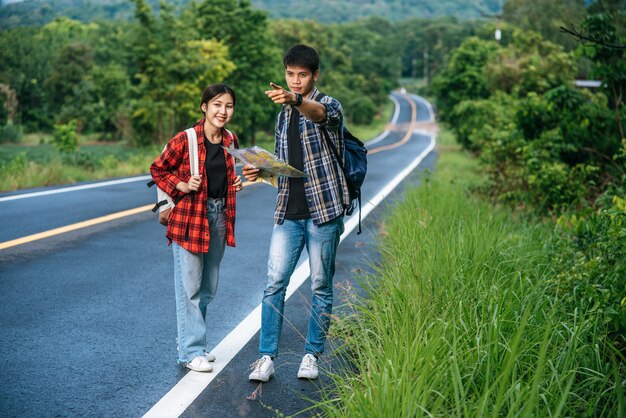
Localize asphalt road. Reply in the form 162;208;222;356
0;93;437;417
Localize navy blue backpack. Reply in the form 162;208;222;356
313;94;368;234
319;125;367;233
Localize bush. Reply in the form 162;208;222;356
0;123;23;143
51;120;79;153
451;92;516;151
0;152;28;176
346;96;377;125
552;191;626;341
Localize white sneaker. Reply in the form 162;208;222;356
185;355;213;372
297;354;318;379
248;355;274;382
204;352;216;362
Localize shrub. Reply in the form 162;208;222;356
451;92;516;151
51;120;79;153
0;122;23;143
346;96;377;125
552;192;626;341
0;152;28;176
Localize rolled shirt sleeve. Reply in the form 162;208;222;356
318;95;343;129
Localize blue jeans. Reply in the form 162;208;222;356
259;216;344;358
172;197;226;363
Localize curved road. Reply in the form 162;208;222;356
0;93;437;417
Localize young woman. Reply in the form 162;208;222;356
150;84;242;372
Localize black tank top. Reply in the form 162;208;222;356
204;136;227;199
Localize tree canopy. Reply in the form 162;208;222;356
0;0;502;29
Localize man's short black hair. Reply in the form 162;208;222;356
283;44;320;74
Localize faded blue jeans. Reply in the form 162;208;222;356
259;216;344;358
172;197;226;363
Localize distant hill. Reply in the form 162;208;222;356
254;0;502;22
0;0;501;29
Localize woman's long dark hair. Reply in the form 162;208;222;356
200;83;236;112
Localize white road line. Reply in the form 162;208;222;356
0;175;152;202
366;94;401;147
142;97;436;418
411;94;435;121
390;93;402;124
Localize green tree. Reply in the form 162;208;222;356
293;17;402;124
0;26;52;129
502;0;587;50
44;43;95;119
486;29;576;97
586;0;626;38
187;0;280;144
450;92;517;151
128;0;236;145
575;13;626;139
397;17;477;82
430;36;499;122
336;17;401;107
90;63;132;138
0;17;98;131
0;83;18;125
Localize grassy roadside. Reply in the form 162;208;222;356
0;143;159;192
348;99;394;142
0;101;393;192
319;127;624;417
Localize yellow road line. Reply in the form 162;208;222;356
1;93;419;252
0;204;155;250
368;95;417;155
0;181;257;251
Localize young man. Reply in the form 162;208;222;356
243;44;349;381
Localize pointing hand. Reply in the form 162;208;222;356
265;82;296;105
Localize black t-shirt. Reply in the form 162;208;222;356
285;109;310;220
204;136;227;199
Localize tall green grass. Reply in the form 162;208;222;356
321;133;624;417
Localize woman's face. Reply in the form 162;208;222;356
202;93;234;130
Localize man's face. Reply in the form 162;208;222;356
285;65;318;97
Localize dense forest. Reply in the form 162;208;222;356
0;0;493;146
4;0;620;145
0;0;504;28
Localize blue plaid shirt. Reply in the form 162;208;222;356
273;87;350;225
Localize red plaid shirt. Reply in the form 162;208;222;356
150;119;239;253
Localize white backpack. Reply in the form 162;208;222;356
149;127;199;226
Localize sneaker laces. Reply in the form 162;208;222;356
189;356;205;366
302;355;315;369
250;356;267;371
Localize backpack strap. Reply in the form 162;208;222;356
318;127;344;171
185;127;199;176
313;93;344;171
148;127;199;215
